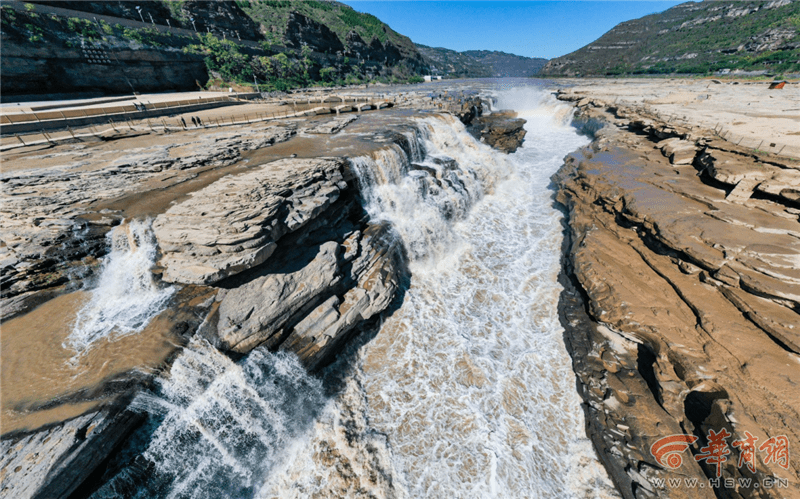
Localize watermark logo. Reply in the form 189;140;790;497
650;434;698;469
760;435;791;470
695;428;732;477
650;476;790;490
650;430;791;481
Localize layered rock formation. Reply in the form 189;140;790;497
153;157;350;285
0;405;144;499
467;111;527;153
1;124;296;321
152;156;404;368
555;94;800;497
2;106;474;498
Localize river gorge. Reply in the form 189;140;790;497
3;77;799;499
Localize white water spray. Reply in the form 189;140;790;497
349;114;511;264
90;83;618;499
67;219;175;354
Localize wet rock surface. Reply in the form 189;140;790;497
554;95;800;498
0;406;143;499
467;111;527;153
454;96;527;153
0;109;424;498
303;115;359;134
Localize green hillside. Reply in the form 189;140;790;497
541;0;800;76
238;0;416;55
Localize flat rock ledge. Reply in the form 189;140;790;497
153;157;350;285
555;95;800;499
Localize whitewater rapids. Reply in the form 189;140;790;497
261;85;618;498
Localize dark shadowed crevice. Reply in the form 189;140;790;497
636;343;662;407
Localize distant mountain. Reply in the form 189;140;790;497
416;45;547;78
462;50;548;77
541;0;800;76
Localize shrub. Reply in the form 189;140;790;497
67;18;100;40
122;26;162;46
189;33;252;82
25;23;43;42
99;20;113;35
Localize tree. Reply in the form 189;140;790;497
300;44;313;85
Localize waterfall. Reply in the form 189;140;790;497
349;114;511;264
67;219;175;355
90;340;326;499
87;83;617;499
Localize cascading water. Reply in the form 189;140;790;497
90;340;326;499
93;83;617;498
349;114;510;263
67;219;175;355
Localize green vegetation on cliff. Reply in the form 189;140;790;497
541;0;800;77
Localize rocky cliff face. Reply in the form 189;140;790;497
1;1;428;100
554;95;800;498
284;11;344;54
0;40;207;99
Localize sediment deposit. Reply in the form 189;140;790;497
555;80;800;498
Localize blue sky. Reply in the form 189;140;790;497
340;1;686;59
